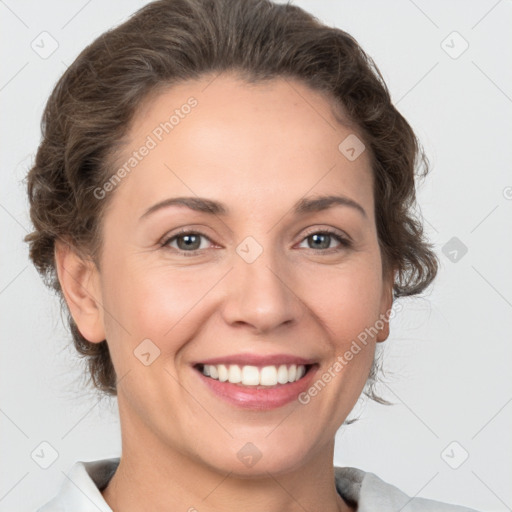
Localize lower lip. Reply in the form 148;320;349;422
194;365;319;410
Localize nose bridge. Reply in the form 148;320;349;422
222;234;302;332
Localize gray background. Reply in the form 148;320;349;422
1;1;511;510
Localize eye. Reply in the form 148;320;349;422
297;229;352;251
161;230;212;255
160;227;352;256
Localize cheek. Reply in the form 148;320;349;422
100;259;221;358
299;258;383;395
301;257;384;341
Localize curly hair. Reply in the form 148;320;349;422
24;0;438;399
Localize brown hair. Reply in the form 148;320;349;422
25;0;438;400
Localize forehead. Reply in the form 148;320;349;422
107;73;374;220
129;73;360;150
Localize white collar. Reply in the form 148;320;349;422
37;458;477;512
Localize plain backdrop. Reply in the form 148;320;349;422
1;1;511;511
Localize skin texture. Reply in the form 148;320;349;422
55;74;394;512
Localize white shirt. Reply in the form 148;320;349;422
36;458;479;511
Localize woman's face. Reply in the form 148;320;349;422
83;74;393;474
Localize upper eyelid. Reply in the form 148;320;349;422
300;226;351;242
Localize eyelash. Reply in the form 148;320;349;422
160;227;352;257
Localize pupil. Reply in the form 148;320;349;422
179;234;200;250
311;233;329;249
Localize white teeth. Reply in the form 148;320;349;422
201;363;308;386
228;364;242;383
242;365;260;385
288;364;297;382
277;364;289;384
217;364;228;382
260;366;277;386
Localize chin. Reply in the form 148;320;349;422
198;436;316;478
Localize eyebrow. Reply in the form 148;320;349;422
139;194;367;220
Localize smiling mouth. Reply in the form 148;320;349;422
194;363;315;387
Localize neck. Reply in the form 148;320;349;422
101;399;354;512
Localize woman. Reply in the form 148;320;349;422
26;0;479;510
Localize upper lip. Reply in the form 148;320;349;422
193;353;317;367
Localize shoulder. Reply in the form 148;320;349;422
36;458;119;512
334;466;480;512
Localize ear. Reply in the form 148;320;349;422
376;268;396;343
54;239;106;343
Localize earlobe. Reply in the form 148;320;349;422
376;270;395;343
376;311;390;342
54;239;106;343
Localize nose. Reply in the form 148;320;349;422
220;244;304;334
